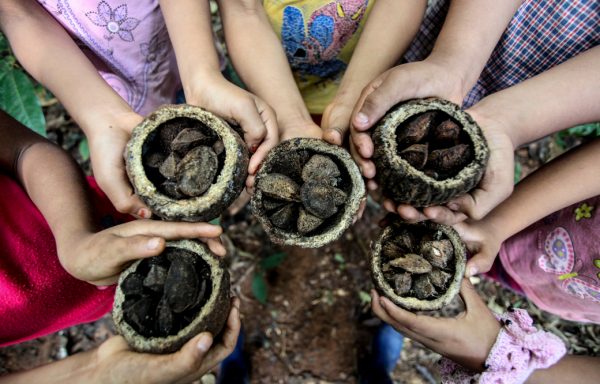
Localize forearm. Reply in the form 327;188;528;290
219;0;311;127
19;141;97;268
0;350;95;384
427;0;522;98
526;355;600;384
159;0;223;96
0;0;133;135
469;46;600;147
482;139;600;242
337;0;427;102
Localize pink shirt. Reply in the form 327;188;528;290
38;0;180;115
500;196;600;323
0;175;130;347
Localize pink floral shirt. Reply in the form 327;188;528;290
38;0;180;115
500;196;600;323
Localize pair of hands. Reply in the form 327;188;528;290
89;73;279;218
371;279;501;372
343;59;516;227
88;298;240;384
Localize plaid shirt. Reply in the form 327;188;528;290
403;0;600;108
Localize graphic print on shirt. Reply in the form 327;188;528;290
538;227;600;303
85;1;140;42
281;1;368;78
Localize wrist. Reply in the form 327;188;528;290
183;68;225;104
425;52;474;102
55;229;95;279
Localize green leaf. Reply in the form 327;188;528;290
259;252;287;270
0;33;8;53
514;161;522;184
0;61;46;136
358;290;371;305
333;253;345;264
251;272;268;304
209;217;221;226
78;137;90;161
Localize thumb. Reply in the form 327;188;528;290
109;234;166;268
322;102;352;146
352;71;407;132
465;253;495;278
157;333;214;383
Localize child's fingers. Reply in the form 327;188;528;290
245;99;278;175
371;291;432;344
198;298;241;371
378;296;445;342
422;206;468;225
465;255;494;277
203;238;226;257
349;140;376;179
155;332;214;383
118;220;223;240
97;169;150;218
321;103;352;146
395;204;428;223
351;130;375;159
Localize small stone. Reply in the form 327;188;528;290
161;181;184;199
397;111;436;145
427;144;471;173
433;120;461;141
146;152;166;168
171;128;210;153
420;239;454;269
262;197;286;212
297;208;324;234
399;143;428;169
413;275;437;299
177;146;218;197
300;181;347;219
301;154;341;183
429;269;452;289
159;152;179;180
394;273;412;296
164;257;201;313
143;264;168;292
257;173;301;202
121;273;144;297
388;253;432;274
269;203;295;229
156;298;174;335
123;295;155;335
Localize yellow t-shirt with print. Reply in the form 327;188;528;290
263;0;375;114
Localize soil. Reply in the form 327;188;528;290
2;68;599;384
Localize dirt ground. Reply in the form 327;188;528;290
1;103;599;383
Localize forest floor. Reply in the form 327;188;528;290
1;101;599;384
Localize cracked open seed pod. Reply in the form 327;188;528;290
370;219;466;311
113;240;230;354
372;98;489;207
126;104;249;221
251;138;366;248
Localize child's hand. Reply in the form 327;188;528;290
92;298;240;383
87;112;151;218
57;220;225;286
186;74;279;187
371;279;501;372
454;219;504;277
279;115;323;142
382;109;516;225
349;59;466;188
322;92;358;146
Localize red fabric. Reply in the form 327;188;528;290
0;174;131;346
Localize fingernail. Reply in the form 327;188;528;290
447;203;459;211
250;144;258;153
197;334;212;352
469;266;478;277
146;237;161;250
356;112;368;125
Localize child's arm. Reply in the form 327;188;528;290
0;0;148;217
387;45;600;224
216;0;322;141
0;299;241;384
0;110;225;285
348;0;522;183
455;137;600;276
159;0;279;180
371;281;600;383
322;0;427;145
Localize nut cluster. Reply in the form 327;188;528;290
121;248;211;337
396;111;472;179
143;118;224;199
257;154;348;234
381;227;455;300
